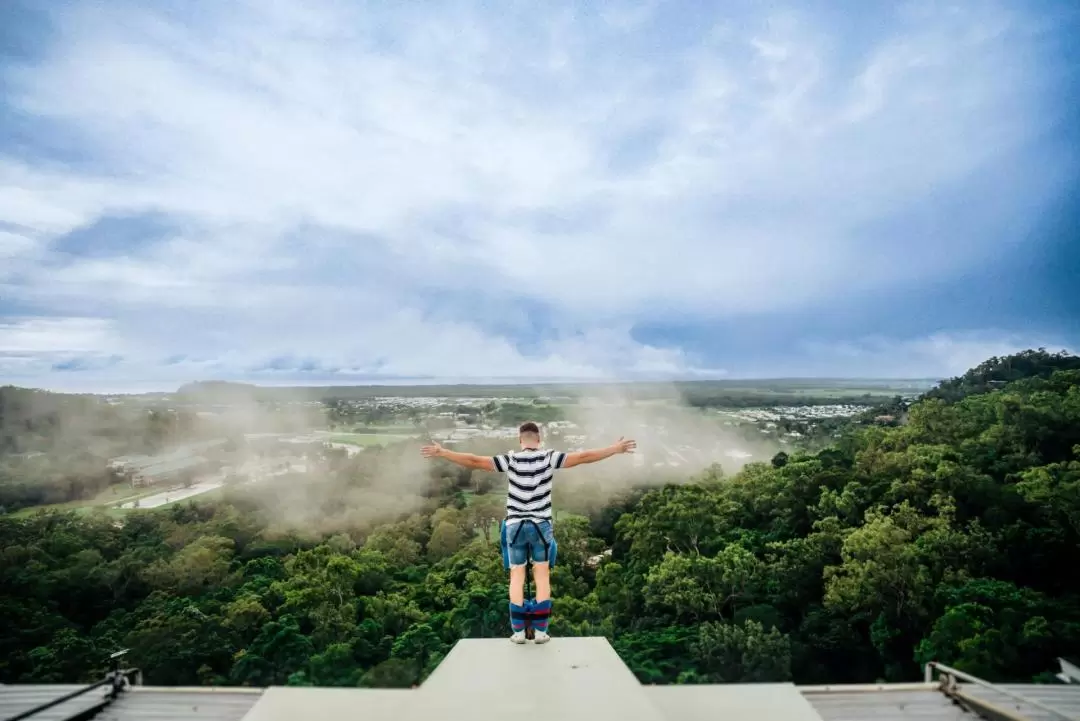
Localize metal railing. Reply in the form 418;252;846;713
925;661;1077;721
5;650;141;721
1060;658;1080;685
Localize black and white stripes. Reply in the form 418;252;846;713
491;448;567;524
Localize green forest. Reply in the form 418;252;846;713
1;349;1078;688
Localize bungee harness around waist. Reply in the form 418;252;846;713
505;518;551;563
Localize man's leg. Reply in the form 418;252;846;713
529;521;556;640
532;562;550;602
530;561;552;638
509;564;526;605
508;564;529;640
505;522;529;641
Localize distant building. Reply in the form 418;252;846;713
108;439;226;488
130;456;211;488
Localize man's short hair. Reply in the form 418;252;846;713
519;421;540;437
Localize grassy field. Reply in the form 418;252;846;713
7;482;160;518
326;432;418;447
351;424;423;433
773;386;911;397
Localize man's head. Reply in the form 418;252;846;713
518;421;541;448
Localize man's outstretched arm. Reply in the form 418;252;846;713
420;441;496;471
562;437;636;469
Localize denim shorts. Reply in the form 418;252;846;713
500;519;558;569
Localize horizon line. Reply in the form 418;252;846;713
5;375;944;396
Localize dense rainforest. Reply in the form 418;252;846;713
1;350;1078;688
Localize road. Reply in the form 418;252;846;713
120;478;224;509
118;463;304;510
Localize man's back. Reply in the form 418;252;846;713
492;448;567;524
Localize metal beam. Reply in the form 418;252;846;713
950;689;1033;721
926;662;1077;721
799;682;939;693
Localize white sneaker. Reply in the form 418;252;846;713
510;631;527;644
533;630;550;644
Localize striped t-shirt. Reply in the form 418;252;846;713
492;448;567;525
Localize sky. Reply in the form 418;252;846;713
1;0;1078;392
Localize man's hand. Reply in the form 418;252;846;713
564;436;637;468
420;441;444;459
420;442;495;471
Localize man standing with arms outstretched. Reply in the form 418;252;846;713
421;421;636;643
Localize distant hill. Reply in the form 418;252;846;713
923;348;1080;403
174;381;266;403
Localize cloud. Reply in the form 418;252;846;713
0;317;117;353
797;331;1076;379
0;0;1076;390
0;229;41;262
0;316;129;383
